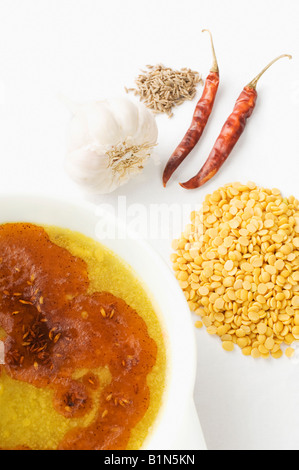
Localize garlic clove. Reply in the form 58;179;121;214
134;101;158;146
82;102;121;147
104;97;140;139
65;146;109;192
65;145;142;194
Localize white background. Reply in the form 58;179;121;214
0;0;299;450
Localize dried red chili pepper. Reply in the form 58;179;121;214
180;54;292;190
162;30;219;187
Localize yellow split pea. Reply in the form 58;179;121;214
172;182;299;359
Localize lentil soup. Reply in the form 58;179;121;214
0;223;166;450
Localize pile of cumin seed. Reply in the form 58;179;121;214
126;64;202;117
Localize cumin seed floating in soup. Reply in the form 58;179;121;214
0;223;166;450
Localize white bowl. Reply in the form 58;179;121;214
0;194;206;450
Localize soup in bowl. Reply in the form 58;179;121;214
0;195;205;450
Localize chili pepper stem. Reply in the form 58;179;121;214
202;29;219;74
247;54;292;89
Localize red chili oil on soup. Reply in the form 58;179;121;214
0;223;158;450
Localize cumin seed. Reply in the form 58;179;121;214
127;64;202;117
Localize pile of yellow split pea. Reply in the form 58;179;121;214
172;182;299;359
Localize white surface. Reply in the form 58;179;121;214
0;0;298;450
0;195;206;450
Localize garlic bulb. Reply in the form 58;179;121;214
64;97;158;194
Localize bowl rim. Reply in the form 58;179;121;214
0;191;199;449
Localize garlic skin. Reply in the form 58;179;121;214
64;97;158;194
